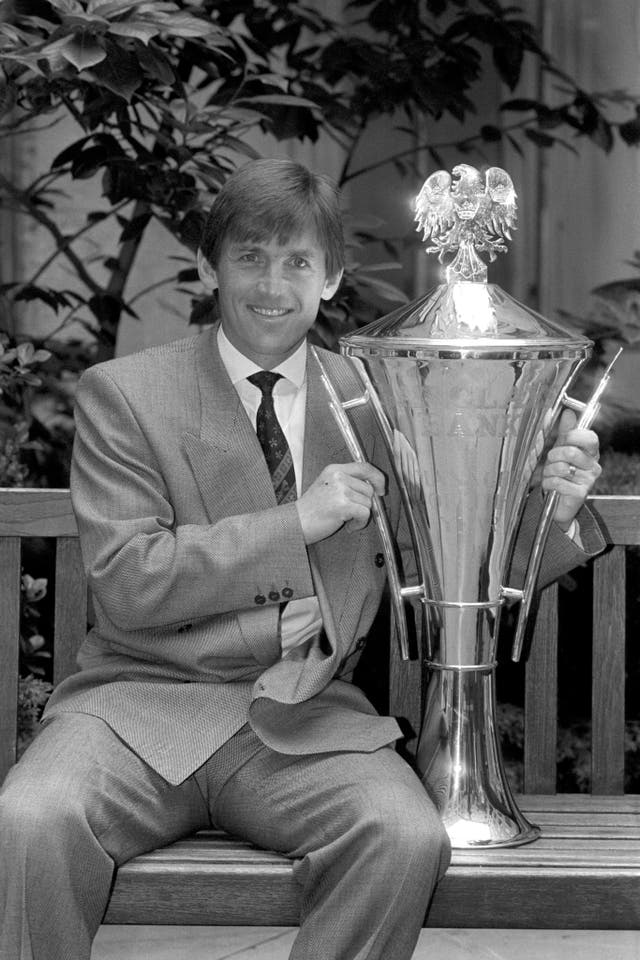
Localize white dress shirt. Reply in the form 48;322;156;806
217;326;323;656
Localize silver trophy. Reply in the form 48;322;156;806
314;164;619;848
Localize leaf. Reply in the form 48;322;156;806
500;98;540;113
84;38;144;100
13;285;63;312
71;144;112;179
51;135;93;170
86;210;110;223
234;94;320;110
524;128;556;148
493;42;523;91
619;113;640;147
107;21;161;44
58;33;108;71
33;349;52;363
152;14;214;39
136;42;175;84
88;0;159;15
590;116;614;152
46;0;84;13
177;267;199;283
353;273;409;304
16;342;35;365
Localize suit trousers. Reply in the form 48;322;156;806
0;711;450;960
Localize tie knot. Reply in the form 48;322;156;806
247;370;282;398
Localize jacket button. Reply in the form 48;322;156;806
177;623;193;633
356;636;367;650
268;590;280;602
255;594;266;605
282;587;293;598
375;553;385;567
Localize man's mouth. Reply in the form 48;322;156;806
248;305;290;317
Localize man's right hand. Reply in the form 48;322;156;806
295;462;386;545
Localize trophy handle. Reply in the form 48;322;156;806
349;359;436;603
510;348;623;662
311;347;425;661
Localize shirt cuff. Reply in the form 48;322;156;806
564;518;583;550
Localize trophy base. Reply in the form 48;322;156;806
441;811;540;849
417;664;540;849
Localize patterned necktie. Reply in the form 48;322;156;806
247;371;297;504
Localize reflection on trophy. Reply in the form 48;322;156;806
314;164;619;848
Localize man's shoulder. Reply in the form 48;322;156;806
80;330;208;389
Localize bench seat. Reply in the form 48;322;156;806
106;794;640;929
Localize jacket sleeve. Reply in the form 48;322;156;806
71;364;315;632
508;485;606;590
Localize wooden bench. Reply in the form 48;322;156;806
2;487;640;929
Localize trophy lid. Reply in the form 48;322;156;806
341;165;591;362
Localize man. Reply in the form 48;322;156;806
0;158;604;960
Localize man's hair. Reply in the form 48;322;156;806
199;158;345;278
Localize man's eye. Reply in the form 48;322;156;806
239;252;259;263
291;257;309;269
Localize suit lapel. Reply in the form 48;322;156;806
183;326;277;521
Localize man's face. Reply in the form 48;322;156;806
198;230;342;368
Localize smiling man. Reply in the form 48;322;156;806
0;159;605;960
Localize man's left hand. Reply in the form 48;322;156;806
542;408;602;532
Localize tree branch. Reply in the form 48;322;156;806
0;173;103;296
29;200;130;285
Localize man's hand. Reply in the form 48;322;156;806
542;408;602;531
296;462;386;544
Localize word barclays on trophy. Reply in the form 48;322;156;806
314;164;618;849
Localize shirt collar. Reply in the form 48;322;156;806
217;325;307;389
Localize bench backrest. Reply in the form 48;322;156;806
2;489;639;793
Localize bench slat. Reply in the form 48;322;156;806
523;584;558;794
0;538;21;783
0;489;77;537
589;495;640;545
53;538;87;685
592;546;627;794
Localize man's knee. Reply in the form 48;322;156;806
0;769;90;854
350;778;451;878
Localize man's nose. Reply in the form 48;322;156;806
256;262;285;292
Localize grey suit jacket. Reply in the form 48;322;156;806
44;329;406;782
44;326;605;784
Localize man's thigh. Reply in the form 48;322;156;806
207;728;447;863
1;713;210;863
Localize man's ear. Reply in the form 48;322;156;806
197;249;218;290
321;268;344;301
